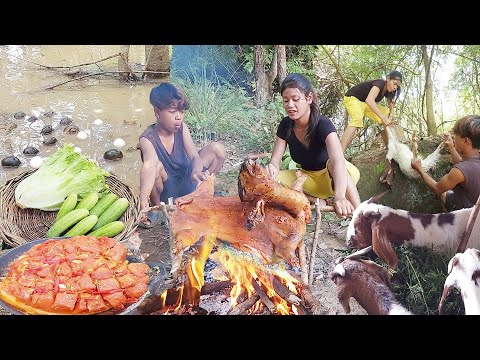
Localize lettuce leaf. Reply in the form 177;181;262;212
15;143;110;211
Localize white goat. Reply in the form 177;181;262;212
381;126;444;181
438;248;480;315
331;258;411;315
345;193;478;269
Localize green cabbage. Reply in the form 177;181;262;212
15;143;110;211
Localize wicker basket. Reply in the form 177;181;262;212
0;170;140;248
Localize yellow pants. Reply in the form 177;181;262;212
277;160;360;199
344;95;389;128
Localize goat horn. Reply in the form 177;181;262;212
367;190;391;204
438;285;454;315
335;246;373;264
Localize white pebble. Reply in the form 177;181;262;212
113;138;126;148
29;156;43;169
74;147;82;153
77;131;88;140
93;119;103;125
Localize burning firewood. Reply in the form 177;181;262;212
147;160;320;315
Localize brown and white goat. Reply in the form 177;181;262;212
438;248;480;315
345;194;478;269
331;258;411;315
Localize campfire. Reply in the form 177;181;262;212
139;160;321;315
151;240;319;315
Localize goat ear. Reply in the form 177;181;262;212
367;190;390;204
362;203;379;217
371;221;398;270
447;255;460;274
362;259;392;289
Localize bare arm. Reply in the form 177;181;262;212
139;137;160;211
411;159;465;195
266;136;287;180
365;86;392;126
325;132;355;217
182;123;207;184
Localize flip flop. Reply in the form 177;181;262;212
139;211;161;229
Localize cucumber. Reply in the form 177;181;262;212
75;192;99;211
89;193;118;217
56;193;78;221
47;208;90;238
91;198;129;231
65;215;98;236
88;221;125;238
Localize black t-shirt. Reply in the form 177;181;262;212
345;79;396;103
276;115;337;171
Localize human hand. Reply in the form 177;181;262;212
192;169;210;185
139;203;150;225
411;158;422;171
265;163;279;180
383;117;394;126
333;196;355;218
443;133;454;148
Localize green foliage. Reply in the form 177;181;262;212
392;245;464;315
171;65;266;152
375;161;385;178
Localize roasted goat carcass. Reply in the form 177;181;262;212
169;160;311;268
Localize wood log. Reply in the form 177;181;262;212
272;277;302;305
298;285;322;315
201;281;233;295
228;294;260;315
251;278;277;314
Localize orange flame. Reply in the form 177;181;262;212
210;245;301;314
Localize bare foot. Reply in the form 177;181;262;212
291;171;308;192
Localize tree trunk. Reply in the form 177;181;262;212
118;45;130;81
276;45;287;86
422;45;437;135
144;45;171;79
254;45;268;106
254;45;287;106
266;47;278;98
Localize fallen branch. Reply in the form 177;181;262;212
40;70;170;91
0;49;121;69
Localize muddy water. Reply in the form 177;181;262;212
0;45;164;192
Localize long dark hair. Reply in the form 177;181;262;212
387;70;403;102
280;73;323;149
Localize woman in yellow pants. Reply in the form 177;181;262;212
340;70;403;152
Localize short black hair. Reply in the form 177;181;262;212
150;82;189;111
453;115;480;148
